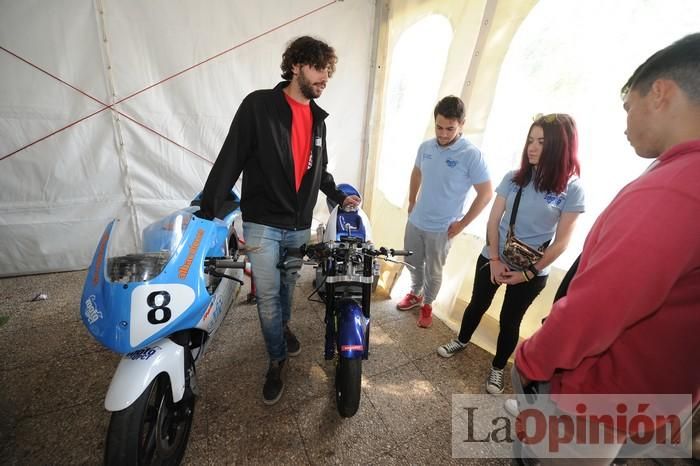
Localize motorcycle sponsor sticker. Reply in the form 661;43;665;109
339;217;359;235
130;284;195;347
340;344;364;351
125;346;161;361
84;294;102;324
202;297;218;321
178;228;204;279
206;297;224;332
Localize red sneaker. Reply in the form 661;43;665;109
417;303;433;328
396;292;423;311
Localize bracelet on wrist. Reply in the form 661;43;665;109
489;257;500;262
522;271;530;282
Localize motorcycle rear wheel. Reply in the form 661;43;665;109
335;356;362;418
104;373;195;466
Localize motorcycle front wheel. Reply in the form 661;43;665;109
104;373;195;465
335;356;362;418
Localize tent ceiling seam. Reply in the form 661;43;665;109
461;0;497;107
95;0;141;243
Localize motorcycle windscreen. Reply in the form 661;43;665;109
105;212;194;284
82;213;209;353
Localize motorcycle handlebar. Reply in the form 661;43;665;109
206;258;246;269
288;243;412;259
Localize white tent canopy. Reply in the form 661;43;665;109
0;0;375;276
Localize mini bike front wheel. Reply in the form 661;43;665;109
104;373;195;466
335;356;362;417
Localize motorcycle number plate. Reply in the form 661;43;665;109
130;284;195;347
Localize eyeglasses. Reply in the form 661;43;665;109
533;113;560;123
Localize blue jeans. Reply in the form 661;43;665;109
243;222;310;362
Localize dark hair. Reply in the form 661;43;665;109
513;113;580;194
280;36;337;80
621;33;700;103
433;95;465;122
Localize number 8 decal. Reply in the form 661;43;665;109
147;291;172;324
130;284;195;347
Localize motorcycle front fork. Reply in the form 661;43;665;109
323;284;371;361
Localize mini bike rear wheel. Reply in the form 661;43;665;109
104;373;195;465
335;356;362;418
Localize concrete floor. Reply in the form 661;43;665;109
0;268;688;465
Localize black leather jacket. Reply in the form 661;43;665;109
199;81;347;229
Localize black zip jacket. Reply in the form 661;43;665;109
199;81;347;229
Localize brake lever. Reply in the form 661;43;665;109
207;266;245;285
379;257;416;270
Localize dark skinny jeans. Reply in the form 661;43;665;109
457;254;547;369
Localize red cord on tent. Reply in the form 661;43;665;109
0;0;337;163
0;45;210;163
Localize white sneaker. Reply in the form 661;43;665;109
485;367;505;394
437;339;467;358
504;398;519;417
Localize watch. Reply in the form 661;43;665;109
528;264;539;277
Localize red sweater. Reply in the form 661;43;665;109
516;140;700;410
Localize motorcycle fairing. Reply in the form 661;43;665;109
80;221;115;341
336;298;368;360
81;211;230;354
324;206;373;242
104;337;187;410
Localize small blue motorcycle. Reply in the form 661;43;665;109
283;185;411;417
80;191;245;465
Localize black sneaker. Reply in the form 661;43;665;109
284;325;301;357
263;359;286;405
486;366;505;394
437;339;467;358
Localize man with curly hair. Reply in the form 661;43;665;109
199;36;359;405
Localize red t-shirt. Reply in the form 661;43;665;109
284;92;312;192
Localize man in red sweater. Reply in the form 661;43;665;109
513;33;700;463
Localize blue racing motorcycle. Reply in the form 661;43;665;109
282;185;411;417
80;191;245;465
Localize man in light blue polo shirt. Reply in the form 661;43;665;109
398;96;493;328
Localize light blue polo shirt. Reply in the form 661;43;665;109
408;137;490;232
482;170;585;273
